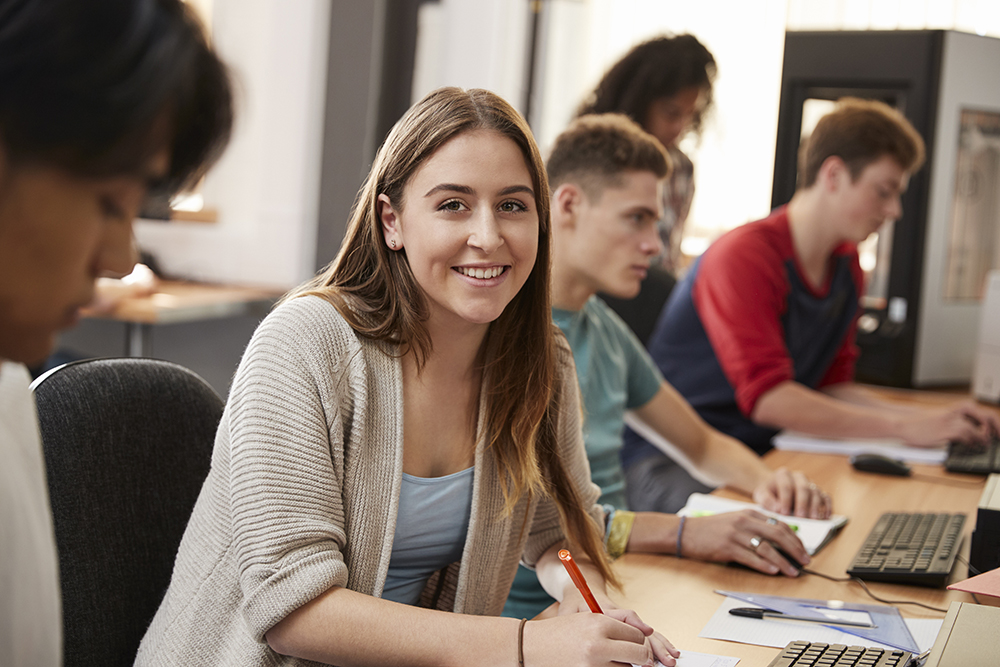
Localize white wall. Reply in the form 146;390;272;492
134;0;332;289
787;0;1000;36
411;0;531;108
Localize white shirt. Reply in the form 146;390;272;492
0;361;62;666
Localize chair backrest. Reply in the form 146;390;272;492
32;358;223;667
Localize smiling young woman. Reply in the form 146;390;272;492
135;87;678;667
376;128;540;332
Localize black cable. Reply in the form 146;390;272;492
955;553;981;577
952;554;985;604
910;473;986;488
801;568;950;613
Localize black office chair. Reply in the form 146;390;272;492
599;264;678;346
32;358;223;667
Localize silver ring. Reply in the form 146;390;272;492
749;535;763;550
766;517;778;526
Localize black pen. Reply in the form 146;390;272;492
729;606;876;628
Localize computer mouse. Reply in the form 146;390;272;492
727;542;806;573
772;543;806;570
850;453;912;477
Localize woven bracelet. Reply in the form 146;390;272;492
606;509;635;559
676;515;687;559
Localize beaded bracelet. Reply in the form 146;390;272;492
676;515;687;559
518;617;527;667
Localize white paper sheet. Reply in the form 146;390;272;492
675;651;740;667
633;652;739;667
699;595;942;653
773;431;947;464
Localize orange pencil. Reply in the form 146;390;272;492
558;548;604;614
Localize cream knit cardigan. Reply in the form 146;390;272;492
135;296;602;666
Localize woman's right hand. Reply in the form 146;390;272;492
523;608;678;666
683;510;808;577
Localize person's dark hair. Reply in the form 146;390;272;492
576;34;716;136
547;113;671;199
0;0;233;195
799;97;925;188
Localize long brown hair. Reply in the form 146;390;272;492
285;87;615;585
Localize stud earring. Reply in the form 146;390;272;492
390;239;397;249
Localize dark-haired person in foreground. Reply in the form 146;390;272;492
623;98;1000;514
503;114;831;620
0;0;233;663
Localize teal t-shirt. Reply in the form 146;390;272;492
502;296;663;619
552;297;663;508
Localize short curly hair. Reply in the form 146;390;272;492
576;34;716;136
547;113;671;200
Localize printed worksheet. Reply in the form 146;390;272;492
675;651;740;667
633;651;739;667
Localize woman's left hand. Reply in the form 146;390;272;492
752;466;832;519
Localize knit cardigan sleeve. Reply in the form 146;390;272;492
226;297;362;641
519;334;605;568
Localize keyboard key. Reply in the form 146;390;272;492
766;641;913;667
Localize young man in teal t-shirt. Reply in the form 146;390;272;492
503;114;832;619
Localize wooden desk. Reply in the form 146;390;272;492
81;281;283;357
610;449;991;664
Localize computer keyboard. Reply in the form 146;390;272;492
846;512;965;587
766;641;912;666
945;436;1000;474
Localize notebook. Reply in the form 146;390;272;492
946;562;1000;598
772;431;947;465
